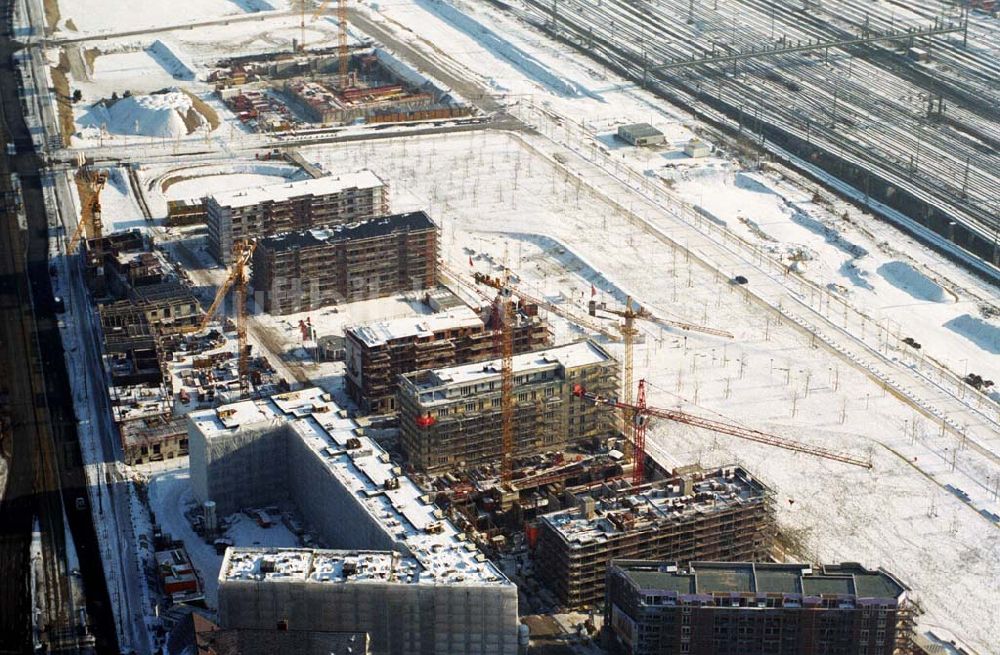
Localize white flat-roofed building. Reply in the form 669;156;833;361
205;171;388;264
188;389;518;654
397;340;619;473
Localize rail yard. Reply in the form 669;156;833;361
0;0;996;653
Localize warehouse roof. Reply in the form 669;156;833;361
259;211;436;251
612;560;906;602
207;170;383;209
189;388;509;586
348;306;483;348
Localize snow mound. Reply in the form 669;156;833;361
79;89;205;138
943;314;1000;355
877;261;950;303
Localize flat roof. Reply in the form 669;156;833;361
208;170;383;209
540;466;768;547
620;123;663;138
190;389;509;587
348;306;483;348
613;560;906;602
259;211;436;251
404;340;612;396
222;548;423;584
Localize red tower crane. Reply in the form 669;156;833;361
574;379;872;485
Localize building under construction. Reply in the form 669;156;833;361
187;387;519;654
205;171;388;264
218;548;517;655
252;211;438;315
397;340;619;474
535;466;775;608
604;560;913;655
213;47;472;130
345;304;551;414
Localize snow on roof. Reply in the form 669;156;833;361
207;170;384;209
222;548;424;585
348;306;483;348
619;123;663;138
408;340;612;391
191;389;510;587
259;211;436;251
541;466;768;547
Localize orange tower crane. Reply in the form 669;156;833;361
337;0;349;89
472;270;516;486
574;379;872;485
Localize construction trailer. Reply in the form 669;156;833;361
252;210;438;315
605;560;913;655
218;548;518;655
187;388;519;654
205;171;388;265
535;466;775;609
345;304;551;414
397;340;620;474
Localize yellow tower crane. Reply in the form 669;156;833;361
187;239;257;398
590;296;733;482
66;167;108;254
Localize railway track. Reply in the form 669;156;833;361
509;0;1000;268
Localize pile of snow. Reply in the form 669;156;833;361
79;88;205;139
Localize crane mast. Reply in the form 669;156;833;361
472;268;516;487
189;239;256;398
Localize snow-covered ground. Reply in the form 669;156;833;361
147;467;301;608
39;0;1000;648
52;0;293;35
297;129;1000;652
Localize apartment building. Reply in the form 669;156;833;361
536;466;775;608
397;340;619;473
205;172;388;264
252;210;438;315
605;559;912;655
345;304;551;414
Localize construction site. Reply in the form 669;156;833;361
20;0;1000;651
210;1;472;131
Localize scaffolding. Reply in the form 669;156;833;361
535;466;776;608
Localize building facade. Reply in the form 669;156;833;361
397;340;620;473
205;172;388;264
252;211;438;315
187;388;519;654
535;466;775;608
218;548;517;655
345;304;551;414
605;560;912;655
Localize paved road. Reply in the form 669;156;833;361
0;0;115;651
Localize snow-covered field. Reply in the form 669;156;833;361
298;129;1000;651
52;0;293;35
39;0;1000;648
